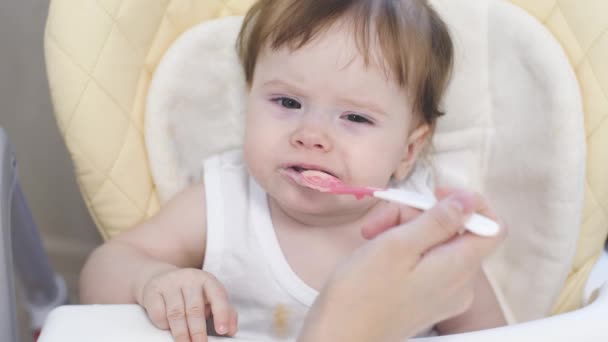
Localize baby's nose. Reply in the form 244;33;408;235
290;127;332;152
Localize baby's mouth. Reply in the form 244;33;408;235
282;165;354;194
284;165;338;179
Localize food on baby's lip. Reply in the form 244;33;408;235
298;170;376;200
282;167;376;199
299;170;342;192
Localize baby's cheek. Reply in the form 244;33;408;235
351;151;398;186
244;145;266;178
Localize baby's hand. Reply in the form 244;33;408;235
137;268;238;342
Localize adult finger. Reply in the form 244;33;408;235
361;204;400;240
163;289;191;342
396;191;479;256
435;188;498;221
434;187;458;200
361;188;461;240
361;203;421;240
419;225;507;279
182;285;207;342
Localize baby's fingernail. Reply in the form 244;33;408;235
217;324;227;334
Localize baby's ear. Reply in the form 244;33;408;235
393;124;430;181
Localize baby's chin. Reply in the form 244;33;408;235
270;187;334;214
270;186;373;219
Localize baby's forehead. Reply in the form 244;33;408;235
259;45;398;91
259;21;399;84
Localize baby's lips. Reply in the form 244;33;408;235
300;170;343;192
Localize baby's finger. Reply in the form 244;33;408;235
144;293;169;330
202;274;233;335
182;286;208;342
163;289;191;342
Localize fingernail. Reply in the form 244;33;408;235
450;191;473;214
448;194;465;213
217;324;227;335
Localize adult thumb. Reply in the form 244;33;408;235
399;191;477;256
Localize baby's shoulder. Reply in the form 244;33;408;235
161;182;207;217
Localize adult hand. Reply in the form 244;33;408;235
298;190;506;342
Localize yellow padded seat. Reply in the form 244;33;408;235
44;0;255;240
44;0;608;315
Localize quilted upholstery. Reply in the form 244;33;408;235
44;0;255;240
44;0;606;314
509;0;608;314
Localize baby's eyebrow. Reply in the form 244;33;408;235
263;79;387;116
338;97;387;116
263;79;305;95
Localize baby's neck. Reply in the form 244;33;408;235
268;197;379;291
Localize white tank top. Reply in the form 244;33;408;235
202;150;435;340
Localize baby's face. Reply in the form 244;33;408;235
244;23;428;216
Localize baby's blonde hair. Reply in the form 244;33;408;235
237;0;454;129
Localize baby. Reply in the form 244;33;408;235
80;0;506;340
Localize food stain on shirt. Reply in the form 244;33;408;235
273;304;291;338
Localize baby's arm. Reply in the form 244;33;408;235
435;270;506;335
80;183;238;339
80;183;207;304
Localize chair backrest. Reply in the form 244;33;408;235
44;0;608;316
508;0;608;315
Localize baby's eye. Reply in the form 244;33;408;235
344;114;373;125
274;97;302;109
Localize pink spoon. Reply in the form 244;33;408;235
294;171;379;199
289;170;499;237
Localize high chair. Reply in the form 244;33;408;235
26;0;608;340
1;127;70;342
